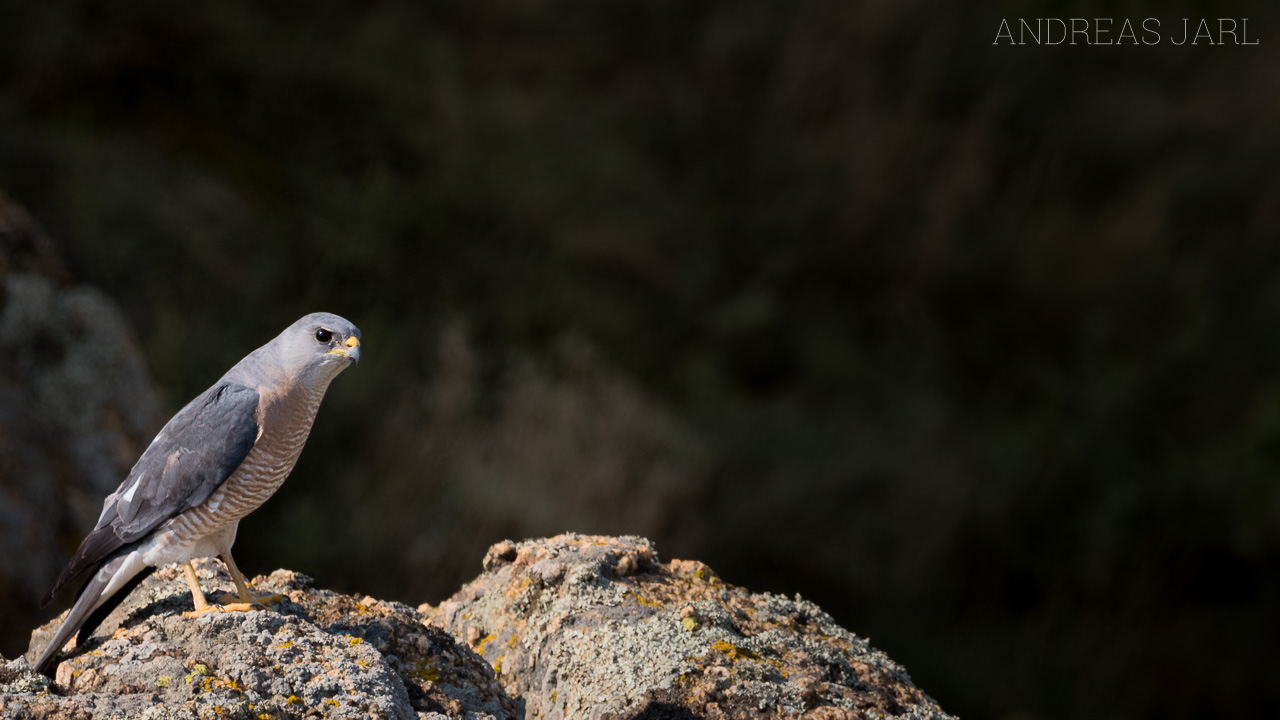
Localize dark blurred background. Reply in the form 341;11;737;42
2;0;1279;718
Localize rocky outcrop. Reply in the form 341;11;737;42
10;558;518;720
6;537;950;720
0;190;166;657
423;535;952;720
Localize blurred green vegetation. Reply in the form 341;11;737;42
2;1;1279;718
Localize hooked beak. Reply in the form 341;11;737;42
327;335;361;365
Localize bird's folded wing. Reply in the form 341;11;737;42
45;382;261;602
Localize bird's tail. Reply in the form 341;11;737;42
34;550;151;675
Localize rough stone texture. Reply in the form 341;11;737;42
423;535;953;720
0;190;166;656
10;558;518;720
4;538;953;719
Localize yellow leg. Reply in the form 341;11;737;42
215;552;282;609
181;562;218;617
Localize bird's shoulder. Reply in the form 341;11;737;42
99;381;262;534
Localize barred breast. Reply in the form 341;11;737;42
150;381;328;558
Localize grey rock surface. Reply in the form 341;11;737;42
11;558;518;720
423;534;954;720
0;190;166;657
6;538;954;719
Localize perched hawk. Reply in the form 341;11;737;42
34;312;361;674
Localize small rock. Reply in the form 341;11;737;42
483;541;518;571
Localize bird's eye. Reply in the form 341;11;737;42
314;328;333;343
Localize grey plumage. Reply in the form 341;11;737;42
35;312;361;674
45;383;260;604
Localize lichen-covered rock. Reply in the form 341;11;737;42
7;538;952;719
0;190;166;658
12;558;518;720
422;534;953;720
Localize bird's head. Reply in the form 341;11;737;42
275;312;362;382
